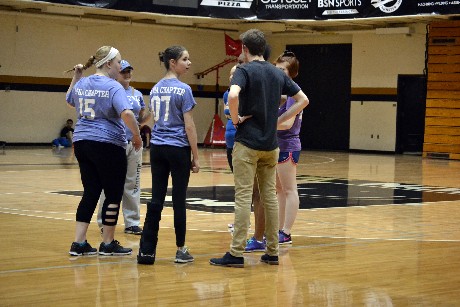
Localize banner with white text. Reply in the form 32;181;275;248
33;0;460;19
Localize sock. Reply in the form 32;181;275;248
103;240;113;246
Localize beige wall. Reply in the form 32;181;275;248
0;12;428;144
351;24;427;88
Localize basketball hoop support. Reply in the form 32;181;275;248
195;58;237;114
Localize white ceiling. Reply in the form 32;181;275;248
0;0;459;34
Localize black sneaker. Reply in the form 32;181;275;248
137;250;155;265
260;253;279;265
99;240;132;256
69;241;97;256
210;252;244;268
125;226;143;235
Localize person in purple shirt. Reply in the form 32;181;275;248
66;46;142;257
137;46;200;265
275;51;309;245
97;60;150;235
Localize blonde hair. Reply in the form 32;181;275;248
65;46;114;73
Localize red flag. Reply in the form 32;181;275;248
225;34;242;57
203;114;226;147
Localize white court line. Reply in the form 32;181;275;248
1;208;457;243
0;259;134;275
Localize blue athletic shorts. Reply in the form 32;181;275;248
278;151;300;164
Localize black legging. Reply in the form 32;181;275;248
140;145;191;252
74;140;127;225
226;147;233;172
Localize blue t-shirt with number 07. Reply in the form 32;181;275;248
149;78;196;147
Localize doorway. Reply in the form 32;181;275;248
287;44;352;150
396;75;427;154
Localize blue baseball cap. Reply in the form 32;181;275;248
120;60;133;72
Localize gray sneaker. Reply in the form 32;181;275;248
124;226;143;235
175;246;194;263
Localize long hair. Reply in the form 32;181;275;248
65;46;113;73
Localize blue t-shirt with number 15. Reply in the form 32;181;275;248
66;75;133;148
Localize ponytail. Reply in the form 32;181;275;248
64;55;95;73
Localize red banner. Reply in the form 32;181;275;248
225;34;242;57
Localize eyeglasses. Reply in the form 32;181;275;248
282;50;296;57
120;70;132;74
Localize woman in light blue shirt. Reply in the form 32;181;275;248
138;46;200;265
66;46;142;257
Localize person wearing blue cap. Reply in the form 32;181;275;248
97;59;151;236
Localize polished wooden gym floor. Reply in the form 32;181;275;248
1;146;460;306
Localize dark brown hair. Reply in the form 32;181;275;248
158;46;187;70
240;29;266;57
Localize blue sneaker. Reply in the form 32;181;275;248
244;236;266;253
279;230;292;245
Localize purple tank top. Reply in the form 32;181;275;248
277;97;302;152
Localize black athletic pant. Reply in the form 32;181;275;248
141;145;191;252
74;140;127;225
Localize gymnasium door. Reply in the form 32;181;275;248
287;44;352;150
396;75;427;154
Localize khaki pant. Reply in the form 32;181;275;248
230;142;279;257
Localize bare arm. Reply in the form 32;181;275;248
121;109;142;151
223;104;231;119
228;85;241;125
280;95;288;105
138;108;152;125
66;64;84;99
184;110;200;173
277;114;296;130
277;90;309;127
